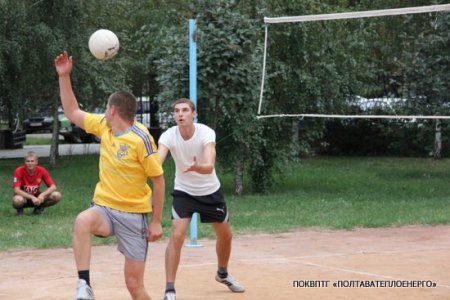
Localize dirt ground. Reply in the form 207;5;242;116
1;225;449;300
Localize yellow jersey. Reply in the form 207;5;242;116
84;113;163;213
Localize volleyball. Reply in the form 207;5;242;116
88;29;120;60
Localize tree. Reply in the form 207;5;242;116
0;1;28;128
154;0;297;194
0;0;138;164
401;10;450;158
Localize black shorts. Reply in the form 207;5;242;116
171;189;229;223
23;199;38;208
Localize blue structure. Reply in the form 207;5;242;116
186;19;202;248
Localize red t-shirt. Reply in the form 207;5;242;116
12;166;55;196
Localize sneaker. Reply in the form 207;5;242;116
74;279;95;300
163;291;176;300
33;206;44;215
215;274;245;293
16;208;24;216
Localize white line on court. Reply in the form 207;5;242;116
180;246;450;268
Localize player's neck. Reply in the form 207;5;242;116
178;123;195;140
111;119;133;135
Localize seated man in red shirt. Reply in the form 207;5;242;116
12;151;61;215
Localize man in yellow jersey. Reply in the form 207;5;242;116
55;51;165;300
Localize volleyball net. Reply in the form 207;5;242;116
258;4;450;120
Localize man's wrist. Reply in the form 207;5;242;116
150;217;162;223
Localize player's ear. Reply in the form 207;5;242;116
110;105;117;115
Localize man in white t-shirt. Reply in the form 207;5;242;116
158;98;245;300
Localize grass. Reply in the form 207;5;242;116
25;137;53;145
0;155;449;251
25;136;66;145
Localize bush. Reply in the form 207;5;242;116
320;118;449;157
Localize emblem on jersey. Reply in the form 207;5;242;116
116;144;129;159
24;185;39;194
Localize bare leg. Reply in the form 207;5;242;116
212;222;233;268
43;191;61;207
212;222;245;293
73;208;110;271
165;218;190;284
12;195;26;209
124;257;150;300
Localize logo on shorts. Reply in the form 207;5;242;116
216;207;225;214
116;144;129;159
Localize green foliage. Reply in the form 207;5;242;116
322;118;449;156
154;0;294;193
255;0;450;158
1;0;449;184
0;0;143;119
402;9;450;114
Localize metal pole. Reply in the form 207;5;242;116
186;19;202;248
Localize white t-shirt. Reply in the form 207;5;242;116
159;123;221;196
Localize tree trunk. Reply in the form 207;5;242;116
49;99;60;168
291;119;300;158
233;161;244;196
434;119;442;159
212;96;219;131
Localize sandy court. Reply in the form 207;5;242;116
1;225;449;300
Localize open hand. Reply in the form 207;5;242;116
184;156;198;173
54;51;73;76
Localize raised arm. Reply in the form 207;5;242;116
54;51;86;129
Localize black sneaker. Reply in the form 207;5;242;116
16;208;24;216
33;206;44;215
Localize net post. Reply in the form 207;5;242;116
186;18;203;248
258;25;269;115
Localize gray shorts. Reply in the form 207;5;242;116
91;204;148;261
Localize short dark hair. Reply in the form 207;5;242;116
108;91;137;122
172;98;196;112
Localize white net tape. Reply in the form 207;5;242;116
258;4;450;120
264;4;450;24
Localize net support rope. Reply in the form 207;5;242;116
257;114;450;120
258;4;450;120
